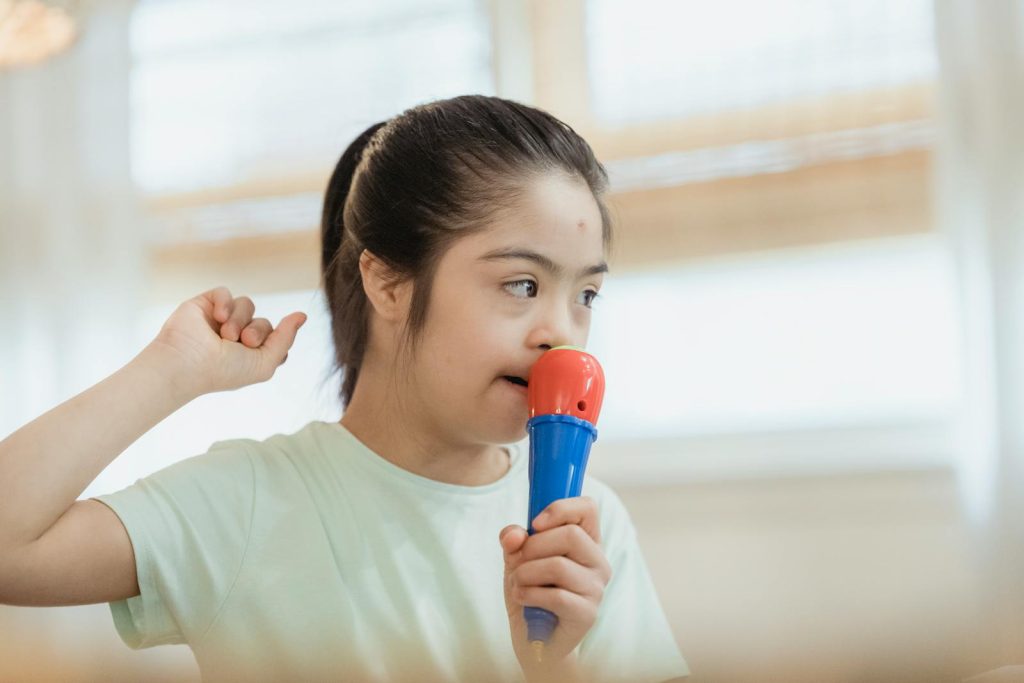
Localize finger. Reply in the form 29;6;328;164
256;312;307;369
520;524;611;580
511;555;606;601
221;296;256;342
515;585;598;625
499;525;528;562
204;286;234;323
239;318;273;348
531;495;601;543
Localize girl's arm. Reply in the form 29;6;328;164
0;287;306;606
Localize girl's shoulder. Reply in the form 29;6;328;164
120;421;329;505
202;420;335;472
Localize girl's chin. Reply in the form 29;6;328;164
483;384;529;439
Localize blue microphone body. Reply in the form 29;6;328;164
524;413;599;645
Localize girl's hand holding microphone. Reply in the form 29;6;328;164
146;286;307;400
499;496;613;682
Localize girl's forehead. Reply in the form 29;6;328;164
518;173;603;229
469;175;604;255
460;217;605;270
435;173;606;279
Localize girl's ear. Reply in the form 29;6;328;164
359;249;412;324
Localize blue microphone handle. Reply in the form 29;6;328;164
524;413;598;646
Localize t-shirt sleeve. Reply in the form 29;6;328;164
89;440;256;649
578;482;690;683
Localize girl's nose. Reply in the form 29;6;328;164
528;305;575;351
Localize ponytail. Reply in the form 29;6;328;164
320;121;388;408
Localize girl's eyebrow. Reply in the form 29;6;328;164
478;247;609;278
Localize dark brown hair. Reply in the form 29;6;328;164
320;95;613;408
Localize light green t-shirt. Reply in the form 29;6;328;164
92;420;689;683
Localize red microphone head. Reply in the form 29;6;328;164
527;346;605;425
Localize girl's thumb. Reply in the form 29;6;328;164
499;525;525;556
261;312;306;362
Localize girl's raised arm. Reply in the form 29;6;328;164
0;287;305;606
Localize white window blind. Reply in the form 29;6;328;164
586;0;936;126
130;0;494;195
586;234;957;440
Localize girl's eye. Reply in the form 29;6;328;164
503;280;600;308
503;279;537;298
578;289;601;309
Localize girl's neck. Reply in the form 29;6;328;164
338;362;510;487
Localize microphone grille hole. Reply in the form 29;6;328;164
577;400;587;411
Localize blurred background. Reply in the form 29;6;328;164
2;0;1023;681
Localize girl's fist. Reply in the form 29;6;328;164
500;495;612;680
146;286;306;398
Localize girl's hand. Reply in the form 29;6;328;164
145;286;307;399
499;496;612;681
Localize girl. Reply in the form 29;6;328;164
0;95;689;683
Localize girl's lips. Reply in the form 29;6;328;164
502;376;528;394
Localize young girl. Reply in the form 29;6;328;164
0;95;689;683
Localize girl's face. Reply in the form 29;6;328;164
405;172;607;446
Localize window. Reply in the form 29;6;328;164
130;0;494;196
586;0;936;126
84;232;957;496
588;234;956;438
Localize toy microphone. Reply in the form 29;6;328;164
524;344;605;662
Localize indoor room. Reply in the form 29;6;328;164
2;1;1022;681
